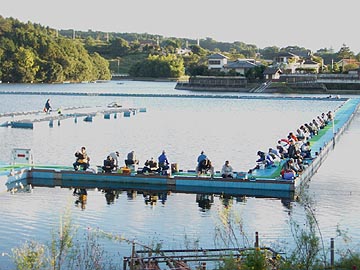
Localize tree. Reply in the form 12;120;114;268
0;16;111;83
13;47;39;82
343;63;359;73
43;61;65;83
260;46;280;60
161;39;180;54
337;44;354;60
245;65;266;81
91;52;111;80
109;37;130;57
129;54;184;78
189;45;207;56
356;52;360;62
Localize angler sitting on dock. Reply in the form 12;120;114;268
301;141;312;159
141;158;158;174
276;144;288;159
281;159;297;180
255;151;272;168
102;155;115;173
197;158;214;178
108;151;120;169
125;150;139;166
73;146;90;171
221;160;234;178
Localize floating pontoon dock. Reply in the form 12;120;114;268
1;97;359;199
0;105;146;129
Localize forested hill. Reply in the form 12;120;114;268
60;29;260;58
0;16;111;83
2;15;360;83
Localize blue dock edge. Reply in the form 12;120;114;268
11;122;34;129
83;116;93;122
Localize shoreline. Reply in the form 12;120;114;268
175;84;360;95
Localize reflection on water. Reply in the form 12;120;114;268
73;188;88;209
103;189;120;205
196;194;214;211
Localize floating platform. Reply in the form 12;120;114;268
0;105;146;129
1;98;359;199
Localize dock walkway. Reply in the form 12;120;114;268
0;105;145;129
241;98;360;186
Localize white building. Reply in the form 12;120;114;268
207;53;228;71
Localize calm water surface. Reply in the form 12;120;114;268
0;81;359;268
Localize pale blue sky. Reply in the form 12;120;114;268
3;0;359;53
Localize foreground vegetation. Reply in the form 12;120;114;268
5;188;360;270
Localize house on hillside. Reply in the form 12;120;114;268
207;53;229;71
223;59;258;75
273;52;322;74
274;52;301;74
176;48;192;56
274;52;300;65
337;58;360;70
207;54;261;75
298;59;320;73
263;67;282;80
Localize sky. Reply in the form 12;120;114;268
2;0;360;53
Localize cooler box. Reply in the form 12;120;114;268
118;166;131;175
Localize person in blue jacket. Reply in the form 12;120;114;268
158;150;169;173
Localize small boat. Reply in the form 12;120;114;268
107;102;122;108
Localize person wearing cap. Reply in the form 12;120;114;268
221;160;234;178
197;151;207;164
109;151;120;169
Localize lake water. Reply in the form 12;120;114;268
0;81;359;268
